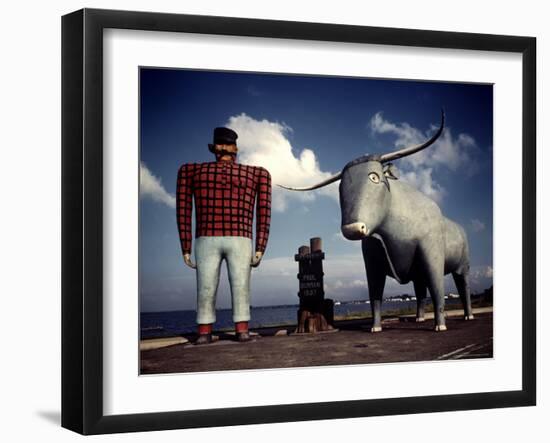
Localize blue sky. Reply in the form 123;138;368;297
139;68;493;313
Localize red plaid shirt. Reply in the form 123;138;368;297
176;159;272;255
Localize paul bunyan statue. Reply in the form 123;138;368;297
281;111;473;333
177;127;272;344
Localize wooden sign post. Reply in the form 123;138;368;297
295;237;336;333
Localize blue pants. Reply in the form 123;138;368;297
194;236;253;324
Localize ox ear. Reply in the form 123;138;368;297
383;163;399;180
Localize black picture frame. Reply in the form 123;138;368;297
62;8;536;435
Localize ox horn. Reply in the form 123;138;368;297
278;110;444;191
277;172;342;191
379;109;445;163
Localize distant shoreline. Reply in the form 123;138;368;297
141;294;492;315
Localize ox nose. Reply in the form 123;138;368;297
341;222;369;240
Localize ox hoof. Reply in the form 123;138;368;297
434;325;447;332
464;315;475;321
416;317;425;323
371;326;382;333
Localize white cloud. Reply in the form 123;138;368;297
468;265;493;288
327;279;367;290
369;112;480;201
226;113;339;211
471;265;493;279
243;253;492;305
470;218;486;233
400;168;447;204
140;162;176;208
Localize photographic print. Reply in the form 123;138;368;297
139;68;494;375
62;9;535;433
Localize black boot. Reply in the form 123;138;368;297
236;331;252;342
195;333;212;345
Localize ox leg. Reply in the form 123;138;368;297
428;276;447;332
363;239;386;333
420;248;446;332
453;272;474;320
367;273;385;333
413;280;427;322
365;267;385;333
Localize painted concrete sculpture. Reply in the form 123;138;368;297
176;127;272;344
280;111;473;332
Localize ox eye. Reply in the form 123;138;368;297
368;172;380;183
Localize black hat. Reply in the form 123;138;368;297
208;127;238;152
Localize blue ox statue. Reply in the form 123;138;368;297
280;111;473;332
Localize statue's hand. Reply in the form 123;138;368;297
183;253;197;269
251;251;263;268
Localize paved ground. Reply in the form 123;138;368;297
140;309;493;375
